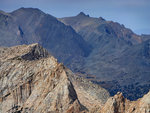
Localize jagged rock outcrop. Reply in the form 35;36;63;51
0;44;109;113
101;91;150;113
101;92;130;113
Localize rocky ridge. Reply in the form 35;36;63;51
0;44;109;113
101;91;150;113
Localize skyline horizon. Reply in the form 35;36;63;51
1;7;149;36
0;0;150;35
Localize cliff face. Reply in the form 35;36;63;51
0;44;109;113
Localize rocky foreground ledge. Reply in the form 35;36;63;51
0;43;149;113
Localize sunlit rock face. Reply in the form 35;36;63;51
100;91;150;113
0;44;83;113
0;44;110;113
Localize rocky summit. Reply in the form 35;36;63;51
0;44;110;113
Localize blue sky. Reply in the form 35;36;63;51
0;0;150;35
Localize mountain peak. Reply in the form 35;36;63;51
77;12;89;17
99;17;105;21
17;7;41;11
11;7;44;15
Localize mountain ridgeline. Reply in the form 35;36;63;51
0;8;91;68
60;12;150;100
0;8;150;100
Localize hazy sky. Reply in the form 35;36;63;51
0;0;150;35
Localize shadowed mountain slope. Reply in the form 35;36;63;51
60;12;143;46
60;13;150;100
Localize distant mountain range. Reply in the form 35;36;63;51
60;12;150;100
0;8;150;100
